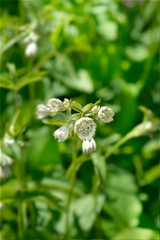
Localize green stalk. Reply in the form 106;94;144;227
65;135;77;239
28;58;35;105
105;132;132;160
12;145;27;239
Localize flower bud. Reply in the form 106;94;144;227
62;98;70;111
92;105;100;115
25;42;38;57
36;104;49;119
54;126;69;142
47;98;63;113
82;138;96;154
74;117;96;140
98;106;114;123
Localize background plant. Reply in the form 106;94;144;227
0;0;159;240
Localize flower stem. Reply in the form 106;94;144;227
65;135;77;239
105;132;132;160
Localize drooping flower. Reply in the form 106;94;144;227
54;126;69;142
36;104;49;119
82;138;96;154
98;106;114;123
25;42;38;57
74;117;96;140
47;98;63;113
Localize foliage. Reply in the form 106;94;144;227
0;0;159;240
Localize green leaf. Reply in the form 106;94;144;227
1;32;26;54
70;100;82;112
82;103;93;113
94;98;101;105
104;165;142;227
140;164;160;186
53;55;94;93
92;152;106;183
97;21;118;41
27;127;61;168
7;63;16;77
16;71;47;91
40;178;82;196
42;119;65;126
72;194;105;231
113;228;159;240
125;44;149;62
9;104;33;136
0;77;15;90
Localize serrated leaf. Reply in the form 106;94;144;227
70;101;82;112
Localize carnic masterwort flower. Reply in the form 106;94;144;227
37;98;115;154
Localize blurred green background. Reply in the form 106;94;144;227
0;0;159;240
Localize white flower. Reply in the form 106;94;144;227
82;138;96;154
25;42;38;57
3;133;14;146
36;104;49;119
54;126;69;142
74;117;96;140
62;98;70;111
47;98;63;113
92;105;100;115
98;106;114;123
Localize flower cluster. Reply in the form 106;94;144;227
0;149;13;180
37;98;114;154
24;32;39;57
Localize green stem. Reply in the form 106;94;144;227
28;59;35;105
65;135;77;239
105;132;132;160
12;146;27;239
19;0;24;23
